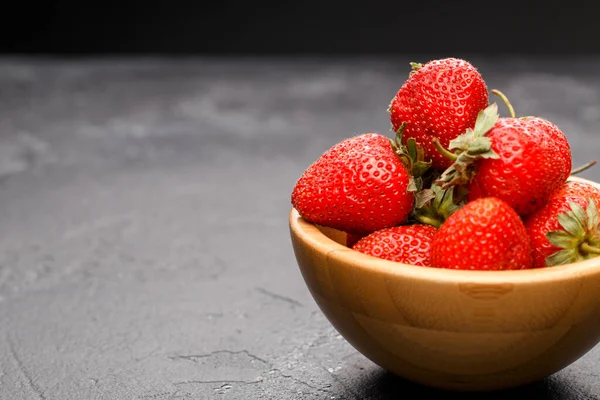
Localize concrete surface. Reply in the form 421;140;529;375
0;57;599;399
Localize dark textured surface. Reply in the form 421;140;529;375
0;57;599;400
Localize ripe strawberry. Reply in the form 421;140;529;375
435;98;572;216
291;133;418;235
352;224;437;266
468;117;571;215
524;180;600;268
431;197;532;270
388;57;489;171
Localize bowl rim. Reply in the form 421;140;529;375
289;176;600;285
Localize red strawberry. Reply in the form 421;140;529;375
352;224;437;266
435;98;572;216
291;133;417;235
467;117;571;215
524;180;600;268
389;58;489;171
431;197;532;270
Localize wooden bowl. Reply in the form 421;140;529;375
288;177;600;391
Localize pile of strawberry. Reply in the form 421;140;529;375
291;57;600;271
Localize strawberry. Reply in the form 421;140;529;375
352;224;437;266
524;180;600;268
388;57;489;171
435;95;572;216
291;132;427;235
431;197;532;270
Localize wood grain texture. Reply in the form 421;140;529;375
289;177;600;391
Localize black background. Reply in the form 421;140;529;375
2;0;599;56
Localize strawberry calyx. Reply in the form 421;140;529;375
408;62;423;77
545;197;600;266
411;185;465;228
433;103;500;190
389;122;432;193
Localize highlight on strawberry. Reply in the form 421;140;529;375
290;56;599;271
